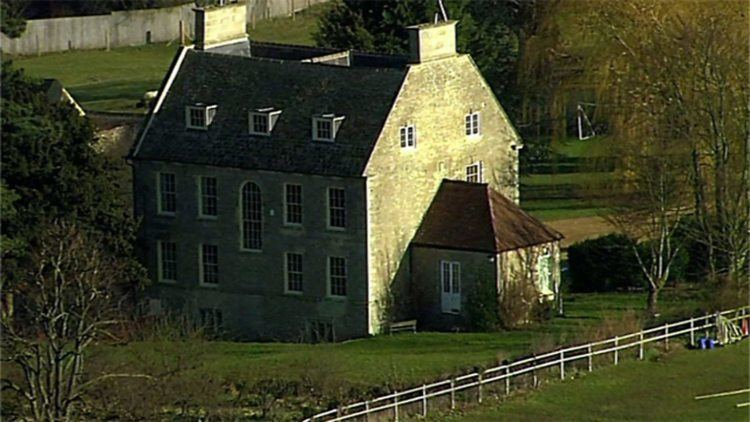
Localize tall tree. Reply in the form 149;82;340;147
314;0;535;102
1;62;143;295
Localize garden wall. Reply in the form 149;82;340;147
0;0;328;56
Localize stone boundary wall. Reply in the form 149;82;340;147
1;0;329;56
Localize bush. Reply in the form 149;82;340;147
568;234;644;292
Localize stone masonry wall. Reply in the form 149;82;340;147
133;160;369;341
364;54;521;333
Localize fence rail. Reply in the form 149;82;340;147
304;306;750;421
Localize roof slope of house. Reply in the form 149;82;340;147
412;180;564;253
132;48;408;177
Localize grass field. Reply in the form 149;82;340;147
95;291;707;405
11;3;330;113
438;340;750;421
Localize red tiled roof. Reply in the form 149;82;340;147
411;180;563;253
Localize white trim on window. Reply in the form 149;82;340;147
185;104;217;130
327;256;347;298
399;124;417;149
283;183;303;226
465;161;484;183
326;187;346;230
249;108;282;136
157;240;177;284
284;252;304;294
157;172;176;216
465;111;481;137
198;175;218;219
199;243;219;287
312;114;345;142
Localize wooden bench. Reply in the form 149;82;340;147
388;319;417;335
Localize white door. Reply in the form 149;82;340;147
441;261;461;314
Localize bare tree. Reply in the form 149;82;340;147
1;222;148;420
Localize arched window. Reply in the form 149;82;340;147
241;182;262;250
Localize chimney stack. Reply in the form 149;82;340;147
194;0;247;50
406;20;457;63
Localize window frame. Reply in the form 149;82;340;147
327;187;347;230
283;183;303;226
199;243;219;287
465;161;484;183
399;124;417;149
248;108;282;136
465;111;481;137
157;241;177;283
198;176;218;219
157;172;177;216
327;256;347;298
284;252;304;294
185;104;217;130
240;182;263;252
312;114;345;142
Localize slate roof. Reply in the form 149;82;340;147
132;48;408;177
412;180;564;253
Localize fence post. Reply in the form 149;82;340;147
665;323;670;351
587;344;593;372
394;392;399;422
422;384;428;417
532;356;538;388
614;336;619;365
505;366;510;395
560;350;565;380
365;401;370;422
704;312;710;338
690;317;695;347
639;331;644;360
450;378;456;410
478;372;483;403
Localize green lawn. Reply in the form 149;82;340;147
11;3;331;113
89;290;708;418
522;198;609;221
439;341;749;421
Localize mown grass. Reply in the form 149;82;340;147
522;198;609;221
439;340;749;421
11;3;331;113
97;290;706;392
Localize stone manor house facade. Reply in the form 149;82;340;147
130;2;562;341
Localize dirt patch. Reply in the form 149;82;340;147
547;216;617;248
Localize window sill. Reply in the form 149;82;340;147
158;279;177;285
325;295;347;301
157;212;176;217
198;215;218;221
326;226;346;232
466;134;482;140
284;290;303;296
239;248;263;254
199;282;219;288
282;222;303;229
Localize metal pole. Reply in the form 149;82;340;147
690;317;695;347
639;331;644;360
422;384;427;417
450;379;455;410
560;350;565;380
614;336;619;365
588;344;593;372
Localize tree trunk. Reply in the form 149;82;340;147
646;287;659;317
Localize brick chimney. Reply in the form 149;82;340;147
194;1;247;50
406;20;457;63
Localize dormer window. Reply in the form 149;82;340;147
312;114;345;142
465;111;481;136
186;104;217;130
249;108;282;136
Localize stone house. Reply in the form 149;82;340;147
130;2;563;341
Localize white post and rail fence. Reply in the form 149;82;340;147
303;306;750;422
